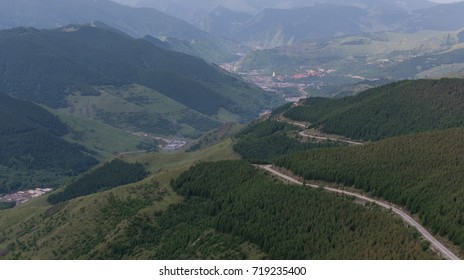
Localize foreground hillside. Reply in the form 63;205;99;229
0;140;438;259
2;78;463;259
0;93;97;194
275;127;464;253
284;79;464;141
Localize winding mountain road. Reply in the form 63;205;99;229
298;131;364;145
258;164;460;260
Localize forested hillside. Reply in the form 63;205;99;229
166;161;435;259
275;127;464;253
47;159;148;204
0;24;278;137
0;93;97;194
284;79;464;141
233;120;345;163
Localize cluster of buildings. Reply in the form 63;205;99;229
0;188;53;206
163;139;188;151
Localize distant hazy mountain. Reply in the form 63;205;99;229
0;0;244;62
231;5;370;48
0;24;277;137
412;2;464;31
226;2;464;48
191;6;253;39
112;0;435;38
113;0;435;15
112;1;464;50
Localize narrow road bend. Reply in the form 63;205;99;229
258;165;460;260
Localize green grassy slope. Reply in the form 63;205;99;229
284;79;464;141
0;141;241;259
275;127;464;254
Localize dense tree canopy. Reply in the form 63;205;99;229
47;159;147;204
275;127;464;253
284;79;464;141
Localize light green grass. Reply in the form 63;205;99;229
60;84;221;138
53;109;148;159
0;140;240;259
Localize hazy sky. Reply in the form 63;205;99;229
430;0;463;2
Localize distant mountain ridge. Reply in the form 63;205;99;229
230;3;464;48
116;0;435;16
0;0;245;62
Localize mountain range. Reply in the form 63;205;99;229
112;0;461;49
0;0;245;62
0;23;276;138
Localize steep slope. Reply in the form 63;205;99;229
0;93;98;194
275;127;464;254
0;24;278;137
0;0;243;62
284;79;464;141
0;146;438;259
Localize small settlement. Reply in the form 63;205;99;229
0;188;53;206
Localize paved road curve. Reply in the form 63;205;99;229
258;165;460;260
298;131;364;146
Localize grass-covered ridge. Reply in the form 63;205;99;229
284;79;464;141
275;127;464;254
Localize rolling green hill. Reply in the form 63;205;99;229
0;24;279;138
0;93;97;194
275;127;464;253
0;145;438;259
284;79;464;141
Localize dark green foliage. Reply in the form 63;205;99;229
234;120;345;163
270;103;293;116
0;202;16;211
98;198;249;260
284;79;464;141
275;127;464;253
47;159;147;204
0;93;97;193
0;24;269;121
167;160;435;259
